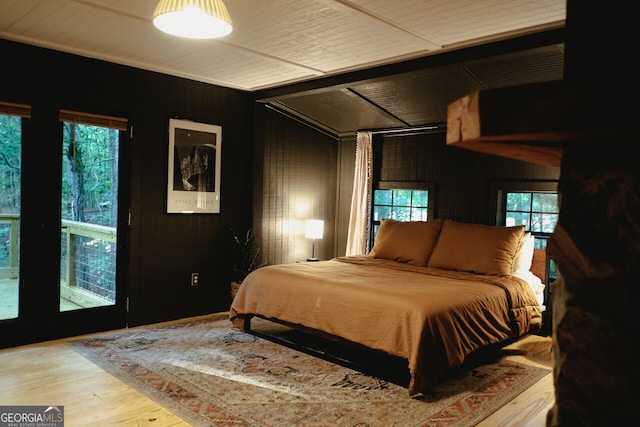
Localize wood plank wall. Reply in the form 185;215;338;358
375;132;560;225
253;105;338;265
254;106;561;264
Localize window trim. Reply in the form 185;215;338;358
491;180;558;227
59;109;127;131
492;180;559;281
370;180;437;249
0;101;31;119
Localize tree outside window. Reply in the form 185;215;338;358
370;182;435;249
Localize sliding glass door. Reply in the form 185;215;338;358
59;111;126;313
0;106;24;320
0;105;129;346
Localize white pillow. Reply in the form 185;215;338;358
513;269;546;306
512;232;534;274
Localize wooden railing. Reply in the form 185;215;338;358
60;219;117;307
0;215;116;307
0;214;19;280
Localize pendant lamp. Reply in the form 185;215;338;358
153;0;232;39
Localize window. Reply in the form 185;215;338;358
494;181;559;279
370;181;435;247
502;191;558;248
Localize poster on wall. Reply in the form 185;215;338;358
167;118;222;213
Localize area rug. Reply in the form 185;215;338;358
66;314;550;427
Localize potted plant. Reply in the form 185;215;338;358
230;228;266;299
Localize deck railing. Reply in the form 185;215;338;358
60;219;117;306
0;214;19;280
0;215;116;307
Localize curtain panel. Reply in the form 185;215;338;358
345;131;372;255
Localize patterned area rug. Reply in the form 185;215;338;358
67;314;550;427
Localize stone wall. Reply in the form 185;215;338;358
546;144;638;425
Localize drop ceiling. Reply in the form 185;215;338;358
0;0;566;137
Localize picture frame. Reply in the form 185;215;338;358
166;118;222;214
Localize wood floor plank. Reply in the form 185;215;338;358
0;340;189;426
478;333;554;427
478;374;554;427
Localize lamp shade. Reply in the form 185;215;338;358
153;0;232;39
305;219;324;240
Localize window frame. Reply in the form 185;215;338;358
492;180;559;283
369;181;436;249
492;181;558;243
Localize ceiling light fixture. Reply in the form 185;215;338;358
153;0;232;39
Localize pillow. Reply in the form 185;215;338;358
427;220;525;276
512;232;535;274
513;270;546;305
530;248;547;281
513;270;546;296
369;219;443;266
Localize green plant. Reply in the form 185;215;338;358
231;228;266;282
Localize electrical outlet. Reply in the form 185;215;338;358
191;272;200;286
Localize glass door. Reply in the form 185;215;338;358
0;105;26;320
59;111;126;312
0;106;128;347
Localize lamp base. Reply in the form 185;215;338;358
306;257;320;262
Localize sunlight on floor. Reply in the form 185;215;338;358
167;358;309;397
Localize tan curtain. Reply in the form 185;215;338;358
345;131;373;255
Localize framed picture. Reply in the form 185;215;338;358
167;118;222;213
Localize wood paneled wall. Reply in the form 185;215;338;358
373;131;560;225
253;106;338;265
256;110;560;262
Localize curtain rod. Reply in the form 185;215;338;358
366;123;446;136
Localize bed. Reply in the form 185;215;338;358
229;219;545;396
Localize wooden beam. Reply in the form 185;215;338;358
446;80;623;167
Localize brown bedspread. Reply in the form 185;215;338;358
229;255;542;395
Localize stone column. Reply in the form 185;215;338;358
546;142;639;426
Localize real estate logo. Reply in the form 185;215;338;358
0;406;64;427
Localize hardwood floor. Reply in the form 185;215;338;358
476;334;554;427
0;313;554;426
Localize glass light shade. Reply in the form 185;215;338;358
153;0;232;39
305;219;324;240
